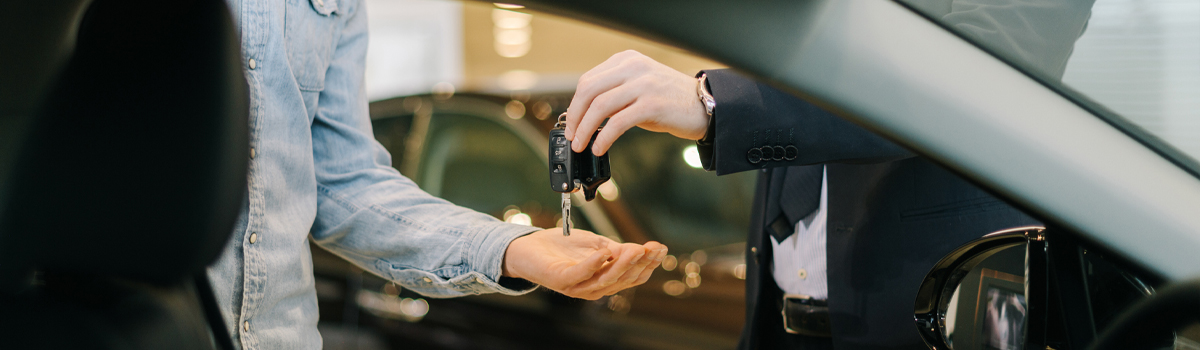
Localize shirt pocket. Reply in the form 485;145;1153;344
284;0;339;92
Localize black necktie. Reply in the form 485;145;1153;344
768;165;823;242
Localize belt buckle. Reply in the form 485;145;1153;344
782;294;811;335
781;294;831;337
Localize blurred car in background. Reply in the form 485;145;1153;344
309;92;757;350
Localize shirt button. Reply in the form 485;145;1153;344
243;321;250;331
423;277;432;283
797;269;808;280
248;58;256;69
475;277;482;284
249;232;258;244
250;147;256;159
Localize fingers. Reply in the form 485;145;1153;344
635;244;668;285
557;242;641;299
595;242;667;296
572;83;645;153
593;243;646;288
595;249;656;296
566;70;635;146
555;241;668;300
560;247;612;285
566;51;652;142
621;242;667;283
579;50;640;83
589;102;646;155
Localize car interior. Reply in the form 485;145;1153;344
0;0;246;349
3;0;1200;349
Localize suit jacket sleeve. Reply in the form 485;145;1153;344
698;69;914;175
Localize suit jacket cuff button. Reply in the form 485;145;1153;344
747;148;763;164
760;146;775;160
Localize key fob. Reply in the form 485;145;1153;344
573;132;610;201
549;128;575;193
548;112;610;201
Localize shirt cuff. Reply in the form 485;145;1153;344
696;70;718;171
468;221;541;295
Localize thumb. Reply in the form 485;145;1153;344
562;248;612;285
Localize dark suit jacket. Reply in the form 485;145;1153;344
698;69;1039;350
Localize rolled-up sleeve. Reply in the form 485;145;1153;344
307;0;538;297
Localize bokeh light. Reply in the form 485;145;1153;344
499;69;538;90
661;255;678;271
505;212;532;226
492;9;531;58
682;145;702;168
505;100;526;119
662;280;687;297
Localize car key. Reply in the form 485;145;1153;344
549;113;611;236
549;115;575;236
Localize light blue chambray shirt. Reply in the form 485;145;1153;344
207;0;540;349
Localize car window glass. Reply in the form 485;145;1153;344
897;0;1200;171
1079;247;1156;332
606;128;757;253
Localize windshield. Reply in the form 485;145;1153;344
897;0;1200;169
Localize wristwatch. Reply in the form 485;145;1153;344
696;73;716;145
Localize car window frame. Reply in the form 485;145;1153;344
517;0;1200;281
890;0;1200;181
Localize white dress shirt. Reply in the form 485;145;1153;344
770;167;828;299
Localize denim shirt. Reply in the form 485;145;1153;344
207;0;539;348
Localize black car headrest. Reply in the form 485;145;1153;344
0;0;248;286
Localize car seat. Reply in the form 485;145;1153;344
0;0;247;348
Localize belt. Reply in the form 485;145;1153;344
781;294;832;337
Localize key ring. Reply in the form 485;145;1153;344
554;112;568;129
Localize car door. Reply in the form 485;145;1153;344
514;0;1200;348
518;0;1200;304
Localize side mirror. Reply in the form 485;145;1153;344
914;226;1044;350
916;226;1200;350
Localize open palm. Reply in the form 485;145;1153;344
503;228;667;300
